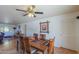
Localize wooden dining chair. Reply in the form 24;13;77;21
39;34;46;40
23;37;31;54
47;39;54;54
33;33;38;40
19;36;25;53
40;39;54;54
23;37;37;54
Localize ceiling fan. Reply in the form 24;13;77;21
16;5;43;17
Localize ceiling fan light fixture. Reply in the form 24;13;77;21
28;13;34;17
16;5;43;17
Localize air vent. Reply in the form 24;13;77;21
76;16;79;19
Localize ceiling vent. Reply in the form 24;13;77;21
76;16;79;19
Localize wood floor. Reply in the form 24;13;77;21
54;47;78;54
0;38;78;54
0;38;17;54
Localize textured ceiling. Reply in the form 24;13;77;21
0;5;79;25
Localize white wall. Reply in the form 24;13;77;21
76;19;79;51
20;24;27;35
20;12;79;51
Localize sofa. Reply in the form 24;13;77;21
0;32;4;42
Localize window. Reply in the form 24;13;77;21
0;27;4;32
4;27;9;32
0;24;14;32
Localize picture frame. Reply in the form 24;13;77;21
40;21;49;33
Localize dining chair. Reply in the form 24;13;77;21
19;36;25;53
33;33;38;40
39;34;46;40
23;37;31;53
47;39;54;54
23;37;37;54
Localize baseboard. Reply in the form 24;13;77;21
54;46;63;48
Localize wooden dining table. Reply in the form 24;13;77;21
29;39;49;54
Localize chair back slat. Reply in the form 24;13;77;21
23;37;31;54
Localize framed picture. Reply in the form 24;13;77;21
40;21;49;33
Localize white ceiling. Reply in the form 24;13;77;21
0;5;79;25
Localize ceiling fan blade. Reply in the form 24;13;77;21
23;14;28;16
35;12;43;14
16;9;27;12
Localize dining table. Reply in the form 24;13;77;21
29;39;49;54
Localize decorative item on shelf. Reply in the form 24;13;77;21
40;21;49;33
